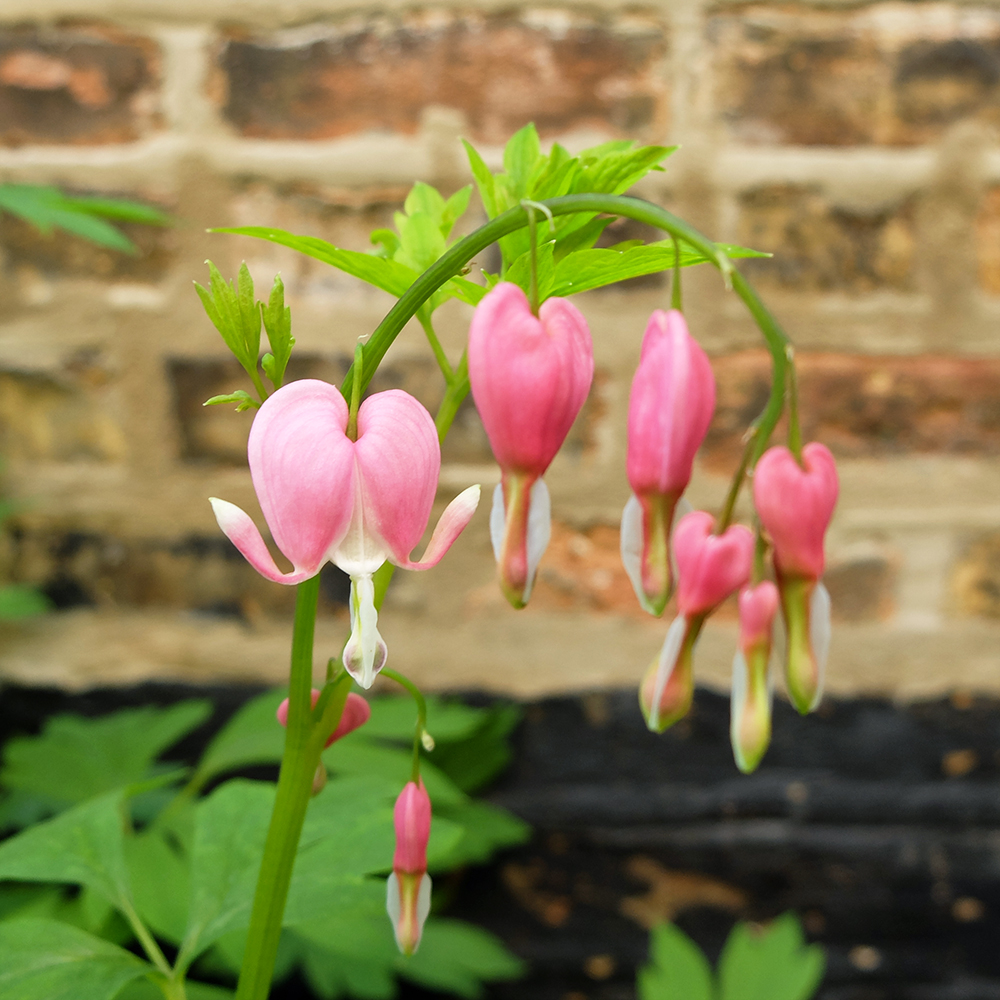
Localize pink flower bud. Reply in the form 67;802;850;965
753;442;839;580
468;282;594;608
753;443;838;715
639;614;700;732
386;780;432;955
673;511;754;617
276;689;371;748
210;379;480;688
731;582;779;773
622;311;716;617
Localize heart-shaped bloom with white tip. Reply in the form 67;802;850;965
210;379;480;688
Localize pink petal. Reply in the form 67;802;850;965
396;485;481;570
248;379;357;577
674;511;754;616
353;390;440;566
469;283;593;477
210;498;318;584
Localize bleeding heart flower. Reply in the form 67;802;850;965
640;512;753;732
753;442;838;713
276;689;371;747
210;379;480;689
386;780;432;956
621;310;716;616
730;581;778;773
468;282;593;608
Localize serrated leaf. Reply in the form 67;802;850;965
718;913;824;1000
0;585;51;619
203;390;257;412
404;181;446;220
195;262;262;375
213;228;418;298
637;923;714;1000
398;919;525;999
0;918;151;1000
1;701;211;807
261;274;293;390
441;186;472;237
503;124;542;200
191;689;287;789
464;142;501;219
125;829;190;946
396;212;447;274
0;792;133;913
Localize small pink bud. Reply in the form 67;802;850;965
753;443;838;715
387;780;432;955
731;582;779;773
276;689;371;748
673;511;754;617
469;283;594;608
753;442;839;580
622;311;716;616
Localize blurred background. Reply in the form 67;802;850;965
0;0;1000;996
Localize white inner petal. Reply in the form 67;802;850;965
414;873;432;952
522;478;552;604
619;493;648;611
729;649;749;772
809;580;831;711
331;462;388;577
489;482;505;563
385;871;401;947
648;614;687;731
344;574;388;689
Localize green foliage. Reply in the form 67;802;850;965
638;915;825;1000
0;184;170;255
0;585;51;620
0;692;529;1000
0;918;152;1000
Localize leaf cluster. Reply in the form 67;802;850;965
0;184;171;255
638;916;825;1000
0;691;528;1000
195;264;294;410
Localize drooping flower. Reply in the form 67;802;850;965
468;282;593;608
753;443;838;714
731;581;779;773
386;780;432;955
621;310;716;616
210;379;480;689
276;689;371;747
640;511;753;732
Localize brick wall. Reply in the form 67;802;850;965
0;0;997;700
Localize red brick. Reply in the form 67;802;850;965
711;5;1000;146
0;24;160;145
217;12;667;143
737;184;915;292
706;351;1000;465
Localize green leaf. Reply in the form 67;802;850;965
55;195;171;227
0;792;133;912
504;241;555;302
370;228;401;258
428;705;521;793
398;919;525;999
361;696;486;744
194;262;262;376
441;186;472;238
395;212;447;274
463;142;500;219
0;585;51;620
1;701;211;808
125;829;190;946
115;980;234;1000
717;914;825;1000
191;689;287;788
261;275;294;390
178;780;273;967
0;918;150;1000
432;801;530;867
502;124;543;200
203;390;258;412
404;181;447;220
637;923;714;1000
213;228;418;298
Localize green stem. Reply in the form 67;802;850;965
234;574;325;1000
715;432;755;534
381;667;429;783
419;311;454;383
526;204;539;316
247;365;270;406
120;898;172;978
786;347;804;463
752;521;767;586
434;351;469;444
339;194;787;454
347;343;364;440
671;235;682;311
